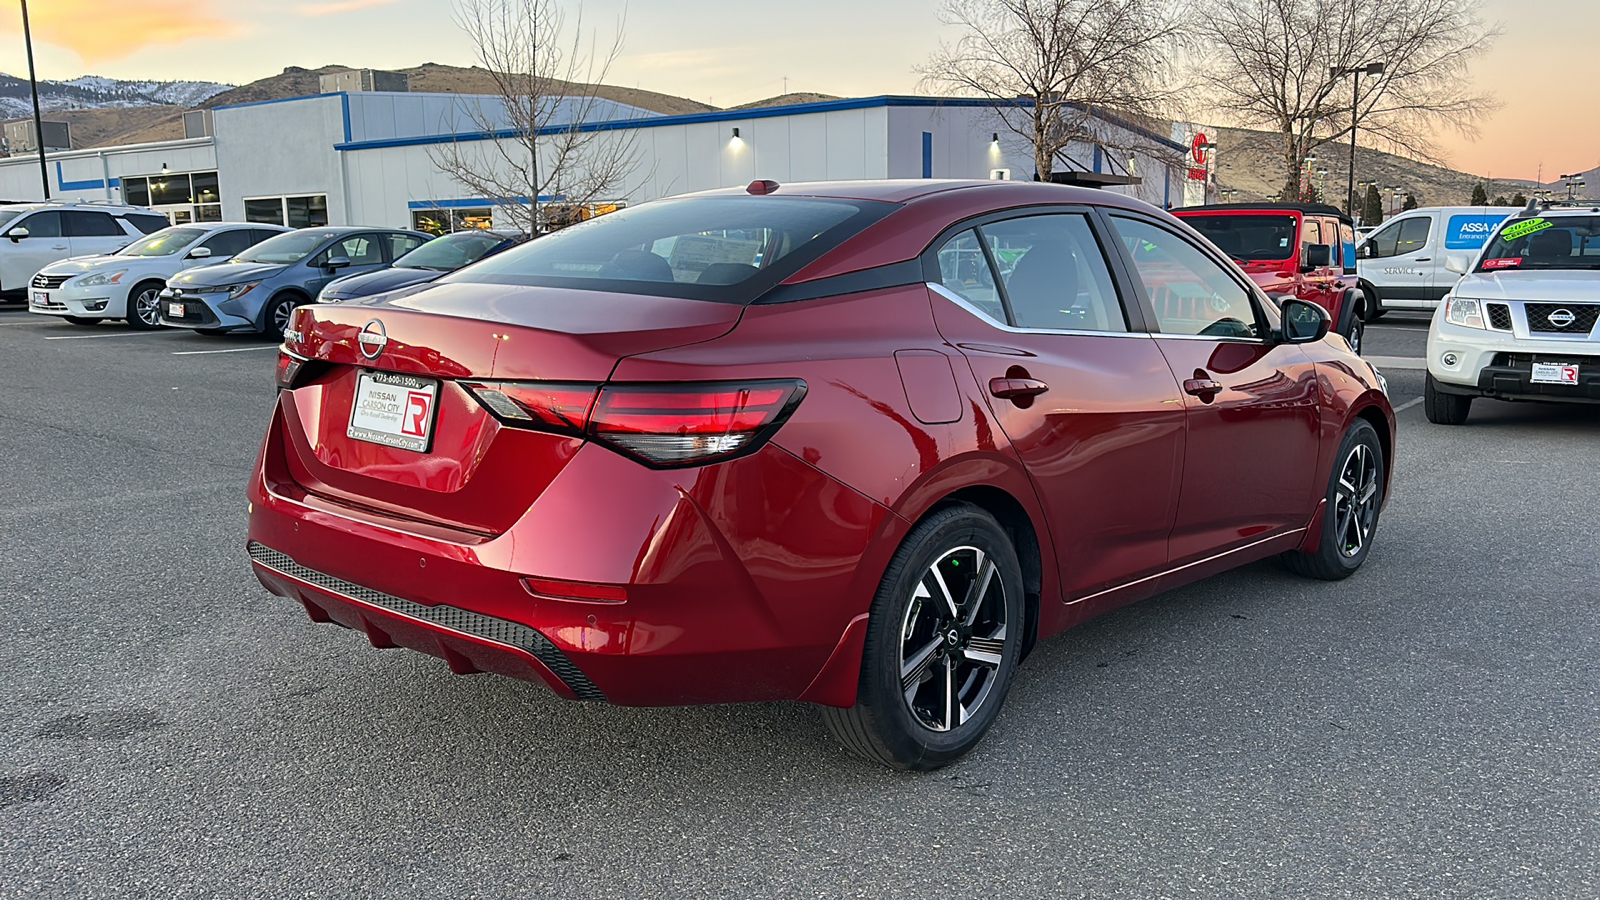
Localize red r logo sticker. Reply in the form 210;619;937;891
402;391;432;437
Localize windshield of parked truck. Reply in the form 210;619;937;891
117;227;206;257
1477;216;1600;271
1179;214;1298;262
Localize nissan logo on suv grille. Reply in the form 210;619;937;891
1545;308;1577;329
358;319;388;359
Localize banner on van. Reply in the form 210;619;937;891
1445;214;1511;250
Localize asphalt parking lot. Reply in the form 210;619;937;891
1;307;1596;899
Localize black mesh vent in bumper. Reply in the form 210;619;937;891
247;541;605;701
1486;303;1513;331
1526;303;1599;335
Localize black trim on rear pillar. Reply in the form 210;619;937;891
247;541;605;701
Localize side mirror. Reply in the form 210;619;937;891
1444;252;1471;274
6;226;29;242
187;247;212;259
1280;298;1331;344
325;255;351;270
1302;244;1332;270
1358;243;1374;259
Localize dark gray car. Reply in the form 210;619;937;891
157;226;429;336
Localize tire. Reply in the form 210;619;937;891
263;293;304;338
125;281;165;330
821;503;1026;770
1342;313;1365;355
1424;374;1472;425
1282;419;1385;581
1362;287;1386;322
63;316;102;326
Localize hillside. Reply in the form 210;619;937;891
199;63;716;117
0;72;230;119
1209;126;1536;209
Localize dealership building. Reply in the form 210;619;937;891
0;85;1195;233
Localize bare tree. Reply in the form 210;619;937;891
430;0;641;234
919;0;1187;183
1190;0;1497;194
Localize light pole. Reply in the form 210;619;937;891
1559;174;1585;201
20;0;50;198
1387;186;1402;214
1331;62;1384;215
1303;154;1318;201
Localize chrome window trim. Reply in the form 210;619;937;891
925;282;1152;340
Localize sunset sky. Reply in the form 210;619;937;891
2;0;1593;181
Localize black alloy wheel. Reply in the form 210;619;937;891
1282;418;1386;580
822;503;1025;770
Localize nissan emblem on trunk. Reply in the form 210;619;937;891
1547;309;1576;329
358;319;388;359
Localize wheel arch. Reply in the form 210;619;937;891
1352;400;1394;478
125;277;166;315
258;287;312;332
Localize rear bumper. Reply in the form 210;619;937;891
246;404;896;707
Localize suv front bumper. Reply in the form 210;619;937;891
1429;314;1600;403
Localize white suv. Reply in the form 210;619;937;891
0;201;170;296
1425;204;1600;424
28;223;289;328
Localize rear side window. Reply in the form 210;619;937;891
386;233;426;260
980;214;1126;332
65;211;124;237
933;229;1003;320
198;229;256;259
126;213;172;234
445;196;893;304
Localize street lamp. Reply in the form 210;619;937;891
1331;62;1385;215
20;0;49;198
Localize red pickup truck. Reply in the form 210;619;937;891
1171;203;1364;353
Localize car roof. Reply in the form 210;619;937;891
1174;202;1353;224
678;178;1141;208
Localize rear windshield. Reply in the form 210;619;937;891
443;196;894;303
236;229;338;264
1179;214;1298;262
1477;216;1600;271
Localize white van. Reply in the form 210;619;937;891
1356;206;1514;318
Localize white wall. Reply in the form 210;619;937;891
213;95;348;223
0;139;216;204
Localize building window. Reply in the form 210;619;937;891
412;206;495;236
245;195;329;228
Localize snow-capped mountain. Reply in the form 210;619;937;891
0;73;233;119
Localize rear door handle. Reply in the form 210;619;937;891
989;377;1048;400
1414;257;1431;262
1183;377;1224;400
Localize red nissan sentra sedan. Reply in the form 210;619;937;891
248;180;1394;769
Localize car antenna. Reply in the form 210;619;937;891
1513;196;1541;219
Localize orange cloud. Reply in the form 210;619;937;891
295;0;400;16
0;0;238;64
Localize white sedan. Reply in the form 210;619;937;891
28;222;289;329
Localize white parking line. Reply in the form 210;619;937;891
171;346;279;355
44;332;167;340
1393;396;1424;413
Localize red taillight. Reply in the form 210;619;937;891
463;378;806;467
590;380;806;466
461;381;597;434
275;350;306;390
